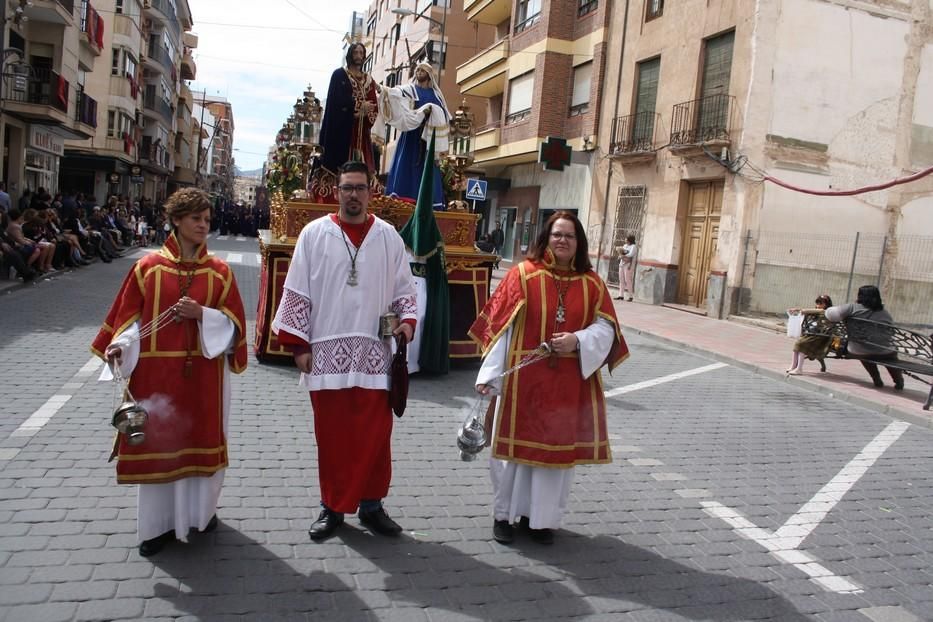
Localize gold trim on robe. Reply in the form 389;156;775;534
91;233;248;484
468;258;629;468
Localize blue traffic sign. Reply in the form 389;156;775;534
465;178;488;201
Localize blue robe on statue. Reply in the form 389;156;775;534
385;85;446;210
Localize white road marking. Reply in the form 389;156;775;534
217;235;229;240
773;421;909;546
11;394;73;437
701;421;910;594
2;356;104;458
236;236;247;242
226;253;244;264
604;362;727;398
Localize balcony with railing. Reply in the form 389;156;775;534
669;93;736;156
464;0;511;24
457;37;509;97
140;135;172;171
79;1;104;56
180;51;196;81
75;86;98;130
609;111;660;164
2;67;70;124
143;87;174;124
474;121;502;153
144;0;181;37
144;38;174;73
25;0;75;24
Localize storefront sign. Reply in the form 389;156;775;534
130;175;144;184
28;126;65;157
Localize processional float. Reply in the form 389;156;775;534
254;91;497;364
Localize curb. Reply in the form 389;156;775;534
618;321;932;430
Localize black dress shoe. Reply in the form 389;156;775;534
492;520;514;544
529;528;554;545
358;507;402;536
138;530;175;557
308;508;344;541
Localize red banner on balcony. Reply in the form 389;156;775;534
56;75;69;111
95;14;105;49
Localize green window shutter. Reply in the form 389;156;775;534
633;57;660;143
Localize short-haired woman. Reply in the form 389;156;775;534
92;188;248;557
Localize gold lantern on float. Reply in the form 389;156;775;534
444;100;475;212
289;85;324;200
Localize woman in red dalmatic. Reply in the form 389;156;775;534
470;211;629;545
91;188;247;557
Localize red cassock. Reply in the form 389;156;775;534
469;259;629;468
91;234;248;484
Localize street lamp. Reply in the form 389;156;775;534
390;4;447;82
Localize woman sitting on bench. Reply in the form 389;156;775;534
825;285;904;391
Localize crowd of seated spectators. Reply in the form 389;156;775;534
0;186;169;284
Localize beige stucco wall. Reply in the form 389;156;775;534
590;0;931;313
590;0;756;272
757;0;912;234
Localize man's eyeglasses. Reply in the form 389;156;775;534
338;184;369;195
550;232;576;241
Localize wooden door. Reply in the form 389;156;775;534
677;181;723;307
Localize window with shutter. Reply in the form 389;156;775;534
506;72;534;123
569;62;593;116
632;57;660;145
698;31;734;138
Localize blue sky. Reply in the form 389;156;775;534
188;0;370;173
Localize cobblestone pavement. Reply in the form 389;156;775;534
1;235;932;621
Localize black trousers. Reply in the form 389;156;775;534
858;352;904;387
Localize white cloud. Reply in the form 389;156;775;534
189;0;370;170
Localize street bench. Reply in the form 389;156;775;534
802;313;933;410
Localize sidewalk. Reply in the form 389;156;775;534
490;269;932;427
614;299;933;427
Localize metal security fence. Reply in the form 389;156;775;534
737;230;933;329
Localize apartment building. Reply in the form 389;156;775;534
233;175;259;205
592;0;932;321
192;91;234;199
43;0;198;204
363;1;494;174
456;0;610;263
0;0;104;203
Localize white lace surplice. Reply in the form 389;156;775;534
271;215;417;391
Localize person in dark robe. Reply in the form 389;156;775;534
308;43;379;204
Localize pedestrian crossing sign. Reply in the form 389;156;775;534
465;178;487;201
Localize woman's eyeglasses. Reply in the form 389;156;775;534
550;233;576;241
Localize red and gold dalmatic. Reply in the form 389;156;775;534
469;257;629;468
91;234;248;484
